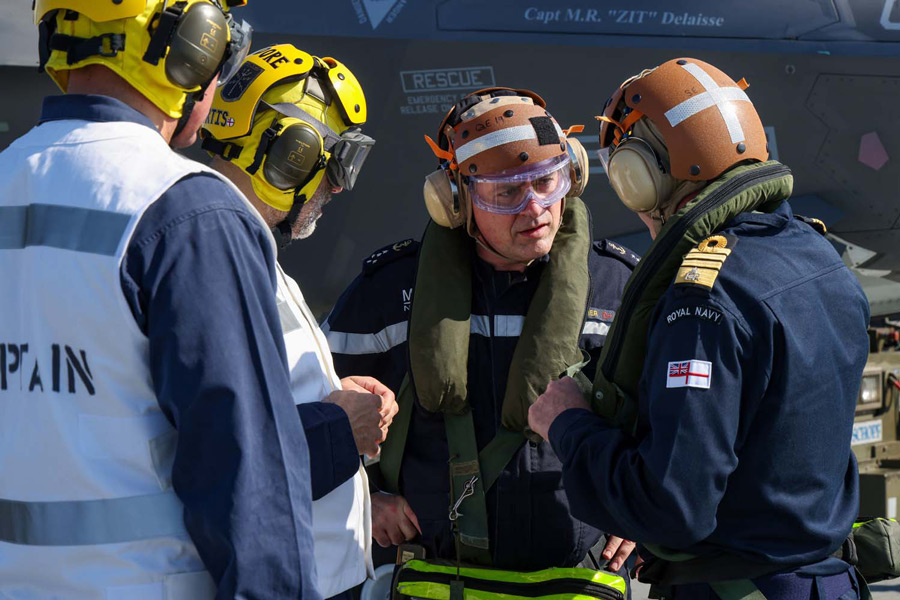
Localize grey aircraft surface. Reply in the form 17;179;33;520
2;0;900;319
4;2;900;598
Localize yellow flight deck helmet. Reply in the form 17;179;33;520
34;0;252;118
201;43;374;217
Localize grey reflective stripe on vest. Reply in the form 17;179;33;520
0;490;187;546
0;204;131;256
277;299;302;334
325;314;605;355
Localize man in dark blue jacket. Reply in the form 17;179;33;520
529;58;870;600
325;87;638;577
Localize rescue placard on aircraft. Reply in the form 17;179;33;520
852;419;883;446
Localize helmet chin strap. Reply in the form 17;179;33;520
272;191;306;250
171;78;217;145
171;94;197;143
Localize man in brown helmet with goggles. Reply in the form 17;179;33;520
324;88;638;585
529;58;870;599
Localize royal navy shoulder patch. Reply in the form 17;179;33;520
674;234;737;291
363;238;420;274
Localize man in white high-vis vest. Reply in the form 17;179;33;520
0;3;330;599
202;43;398;600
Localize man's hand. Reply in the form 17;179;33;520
527;376;590;441
601;535;636;572
371;492;421;548
341;375;399;436
324;388;387;459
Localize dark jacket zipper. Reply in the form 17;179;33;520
396;569;625;600
601;163;791;379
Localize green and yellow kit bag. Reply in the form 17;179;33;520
393;560;627;600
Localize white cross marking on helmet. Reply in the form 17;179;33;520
663;63;752;144
454;125;537;165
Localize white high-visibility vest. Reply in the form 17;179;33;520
0;117;269;599
274;262;374;597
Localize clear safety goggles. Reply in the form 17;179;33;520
218;13;252;86
467;154;571;215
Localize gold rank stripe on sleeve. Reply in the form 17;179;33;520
675;235;734;289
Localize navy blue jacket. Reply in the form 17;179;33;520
325;235;638;570
41;96;323;600
550;202;869;568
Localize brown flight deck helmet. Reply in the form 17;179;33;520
422;87;588;234
597;58;768;214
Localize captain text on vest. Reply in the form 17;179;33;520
527;58;871;599
324;88;639;579
202;43;398;600
0;2;330;600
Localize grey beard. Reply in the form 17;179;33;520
291;185;329;239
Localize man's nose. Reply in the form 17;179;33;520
518;194;544;216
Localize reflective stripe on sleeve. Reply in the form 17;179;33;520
324;314;606;355
0;490;188;546
325;321;410;355
0;204;131;256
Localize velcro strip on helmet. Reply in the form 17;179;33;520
529;116;561;146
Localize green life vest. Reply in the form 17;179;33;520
590;161;793;433
379;197;594;565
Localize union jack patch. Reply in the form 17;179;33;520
666;360;712;389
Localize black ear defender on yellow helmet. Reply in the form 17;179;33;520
35;0;252;117
421;87;589;230
200;44;373;244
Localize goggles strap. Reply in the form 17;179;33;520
246;121;282;176
201;136;243;160
49;33;126;66
143;1;187;66
264;102;342;150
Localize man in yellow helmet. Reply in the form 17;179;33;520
202;43;398;600
0;3;327;599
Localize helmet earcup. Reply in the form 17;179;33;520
423;169;466;229
263;122;323;191
565;138;590;198
166;2;229;89
606;137;674;213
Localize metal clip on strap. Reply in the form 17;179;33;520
449;476;477;521
201;136;242;161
